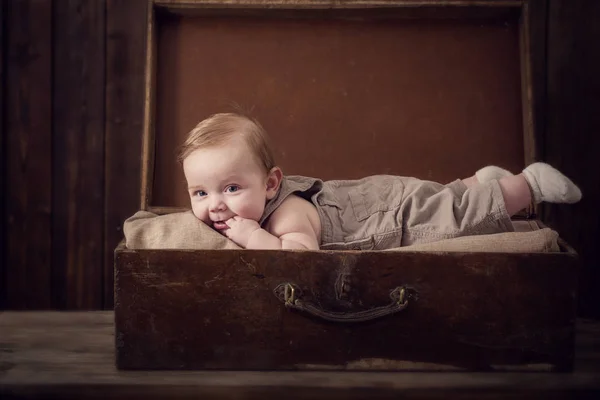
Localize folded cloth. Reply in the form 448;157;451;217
386;227;560;253
124;210;560;253
124;210;240;250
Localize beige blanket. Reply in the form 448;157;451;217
123;210;560;253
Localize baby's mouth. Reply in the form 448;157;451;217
212;221;228;230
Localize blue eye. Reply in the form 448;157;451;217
194;190;207;197
225;185;240;193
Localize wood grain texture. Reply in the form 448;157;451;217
154;0;524;8
105;0;149;309
527;0;548;163
115;248;578;371
543;0;600;319
5;0;53;309
52;0;106;310
1;312;599;399
519;0;547;218
0;0;6;310
519;0;536;165
157;3;521;20
141;1;156;211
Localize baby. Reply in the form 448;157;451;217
179;113;581;250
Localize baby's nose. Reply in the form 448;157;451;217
209;197;226;212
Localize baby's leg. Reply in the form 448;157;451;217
499;163;582;216
462;166;513;188
497;174;532;216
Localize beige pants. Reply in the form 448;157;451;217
314;175;514;250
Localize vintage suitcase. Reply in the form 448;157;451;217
114;0;579;372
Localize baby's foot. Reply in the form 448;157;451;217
522;162;582;204
475;165;514;183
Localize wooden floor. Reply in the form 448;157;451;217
1;312;599;399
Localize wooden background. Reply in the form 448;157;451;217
1;0;599;317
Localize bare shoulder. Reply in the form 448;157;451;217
265;194;321;244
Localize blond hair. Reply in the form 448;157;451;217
178;113;276;174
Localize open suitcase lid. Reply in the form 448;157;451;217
140;0;537;215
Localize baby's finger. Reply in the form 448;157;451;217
224;218;236;227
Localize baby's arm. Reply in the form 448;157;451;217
247;196;320;250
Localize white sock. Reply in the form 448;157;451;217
522;162;582;204
475;166;514;183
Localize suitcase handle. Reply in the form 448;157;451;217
273;283;409;323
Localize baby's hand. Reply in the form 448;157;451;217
223;216;261;248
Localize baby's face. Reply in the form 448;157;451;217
183;137;271;232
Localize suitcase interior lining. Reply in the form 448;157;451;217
149;10;525;210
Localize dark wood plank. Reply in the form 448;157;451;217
51;0;106;310
5;0;53;309
0;312;599;399
156;0;524;6
544;0;600;319
526;0;548;162
114;248;578;372
104;0;149;309
0;0;6;310
156;3;521;20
